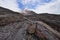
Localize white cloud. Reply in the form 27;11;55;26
0;0;21;12
32;1;56;13
21;0;60;14
21;0;31;5
33;0;60;14
0;0;60;14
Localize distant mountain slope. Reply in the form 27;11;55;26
0;7;22;15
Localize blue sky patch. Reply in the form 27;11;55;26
17;0;25;10
41;0;52;3
17;0;52;10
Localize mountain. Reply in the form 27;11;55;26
22;9;37;15
0;7;60;40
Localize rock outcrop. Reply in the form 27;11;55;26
25;13;60;32
0;7;60;40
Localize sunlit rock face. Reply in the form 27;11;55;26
22;9;37;15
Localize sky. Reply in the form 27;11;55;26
0;0;60;14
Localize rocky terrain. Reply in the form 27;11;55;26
25;13;60;32
0;7;60;40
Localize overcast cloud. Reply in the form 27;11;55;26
0;0;21;12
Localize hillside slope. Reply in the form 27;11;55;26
25;13;60;32
0;7;60;40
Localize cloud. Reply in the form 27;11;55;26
20;0;60;14
33;0;60;14
0;0;60;14
19;0;52;9
0;0;21;12
21;0;51;5
32;0;56;13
